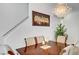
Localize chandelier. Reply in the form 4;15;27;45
53;3;71;19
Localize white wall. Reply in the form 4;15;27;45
5;3;58;49
0;3;28;37
64;11;79;44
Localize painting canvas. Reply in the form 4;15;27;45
32;11;50;26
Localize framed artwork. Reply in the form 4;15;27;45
32;11;50;26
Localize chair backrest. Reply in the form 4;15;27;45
60;45;79;55
26;37;35;46
57;36;66;43
36;36;45;44
25;36;45;46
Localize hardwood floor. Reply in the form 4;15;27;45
16;41;66;55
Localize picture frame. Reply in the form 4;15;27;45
32;11;50;26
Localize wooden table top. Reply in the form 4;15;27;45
16;41;66;55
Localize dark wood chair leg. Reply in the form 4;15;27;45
24;38;27;52
34;37;38;48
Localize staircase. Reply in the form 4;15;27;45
0;3;29;44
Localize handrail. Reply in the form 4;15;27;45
2;16;29;37
1;3;29;38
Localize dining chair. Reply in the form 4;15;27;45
26;37;36;46
0;44;19;55
24;37;36;52
56;35;68;54
24;36;46;50
57;36;66;44
35;36;46;45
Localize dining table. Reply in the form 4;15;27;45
16;41;66;55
